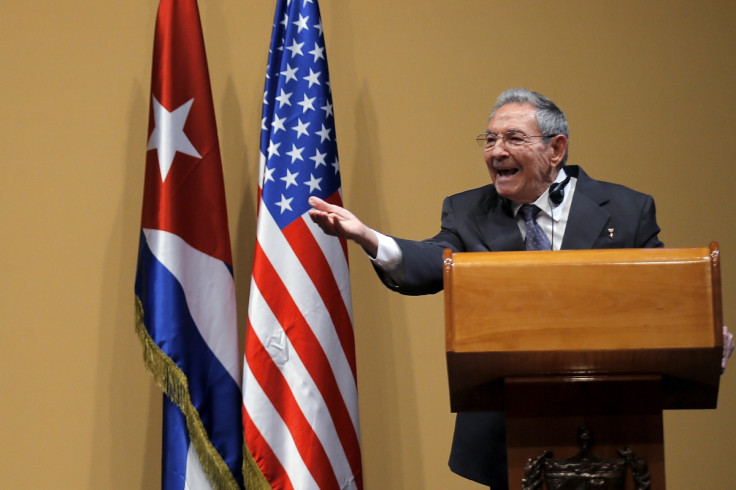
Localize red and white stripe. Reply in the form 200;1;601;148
244;189;362;490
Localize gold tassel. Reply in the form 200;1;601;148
135;297;243;490
242;443;272;489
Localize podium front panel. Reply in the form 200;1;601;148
443;246;723;411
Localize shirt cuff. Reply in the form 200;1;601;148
368;230;403;270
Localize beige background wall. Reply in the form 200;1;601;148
2;1;735;488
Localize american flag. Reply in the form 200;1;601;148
242;0;363;489
134;0;243;488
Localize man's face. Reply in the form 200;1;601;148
484;102;566;203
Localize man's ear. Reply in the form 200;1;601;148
548;134;568;167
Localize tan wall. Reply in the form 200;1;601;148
2;1;735;488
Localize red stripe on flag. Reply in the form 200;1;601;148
251;241;363;482
283;217;357;379
243;399;294;490
245;319;339;490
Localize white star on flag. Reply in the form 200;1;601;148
267;140;281;158
321;100;333;118
304;69;321;88
316;123;331;142
310;148;327;167
292;119;310;138
286;144;305;163
298;94;316;113
271;115;287;133
281;64;299;83
286;39;304;57
293;14;309;33
304;173;322;192
309;43;325;62
147;96;201;181
280;168;299;188
264;166;276;183
275;89;293;107
275;193;293;213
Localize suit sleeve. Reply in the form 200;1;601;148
373;196;465;296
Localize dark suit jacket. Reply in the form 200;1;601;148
372;165;663;487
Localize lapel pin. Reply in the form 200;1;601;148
608;228;615;239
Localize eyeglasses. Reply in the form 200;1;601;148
475;130;551;150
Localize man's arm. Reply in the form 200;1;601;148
308;196;450;295
308;196;379;258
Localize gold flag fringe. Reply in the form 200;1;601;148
242;443;272;489
135;297;241;490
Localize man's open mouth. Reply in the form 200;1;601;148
496;168;518;177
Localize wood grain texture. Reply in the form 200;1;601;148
443;245;723;411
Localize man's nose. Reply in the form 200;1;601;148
489;142;509;161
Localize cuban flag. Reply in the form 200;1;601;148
242;0;363;489
134;0;244;488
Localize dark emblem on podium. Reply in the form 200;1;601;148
521;427;651;490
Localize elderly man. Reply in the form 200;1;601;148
308;88;730;489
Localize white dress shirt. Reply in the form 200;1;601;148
369;168;577;270
511;168;576;251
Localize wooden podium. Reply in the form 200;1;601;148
443;244;724;489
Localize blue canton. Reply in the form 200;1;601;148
260;0;340;230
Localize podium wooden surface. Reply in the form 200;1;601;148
443;245;723;488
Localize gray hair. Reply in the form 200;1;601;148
490;88;569;164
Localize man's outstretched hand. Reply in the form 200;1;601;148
308;197;379;258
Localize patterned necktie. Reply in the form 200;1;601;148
520;204;552;251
